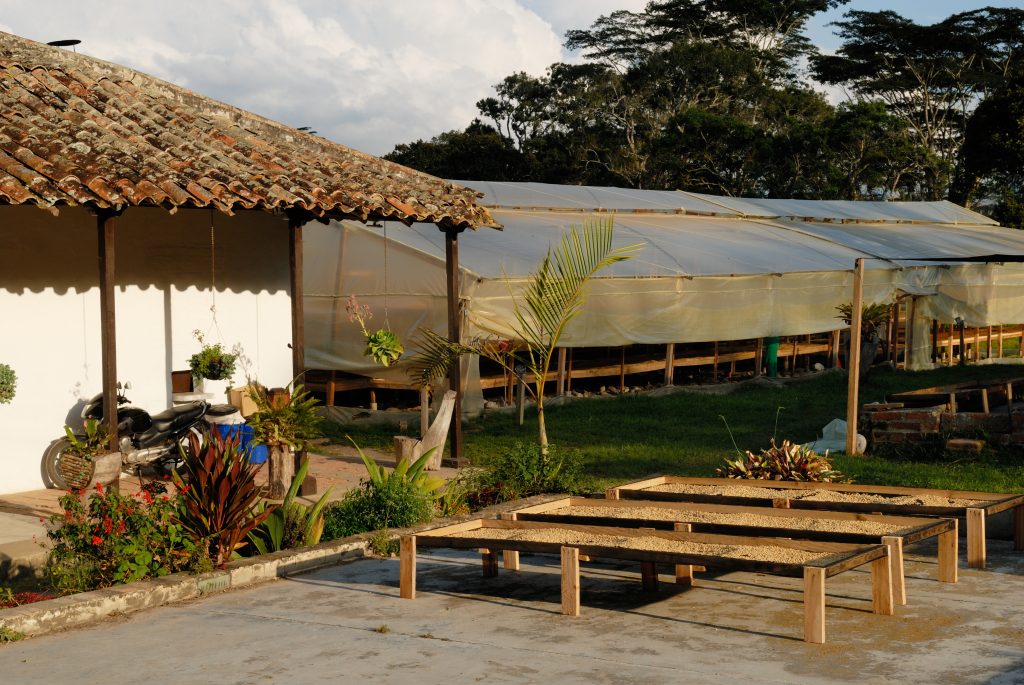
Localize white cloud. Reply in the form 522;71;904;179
0;0;566;154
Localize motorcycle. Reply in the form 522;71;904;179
43;383;219;489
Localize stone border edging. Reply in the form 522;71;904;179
0;492;569;639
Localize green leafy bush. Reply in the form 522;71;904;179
322;476;435;540
172;431;274;567
475;441;583;502
188;330;238;381
247;459;333;555
716;439;848;483
247;382;322;450
45;482;200;593
0;363;16;404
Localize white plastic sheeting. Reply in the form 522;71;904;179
303;183;1024;382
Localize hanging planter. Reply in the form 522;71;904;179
346;295;403;367
189;330;239;397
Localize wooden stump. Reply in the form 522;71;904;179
267;443;294;500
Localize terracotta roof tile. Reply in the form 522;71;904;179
0;32;497;229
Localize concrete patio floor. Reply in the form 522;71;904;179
1;537;1022;684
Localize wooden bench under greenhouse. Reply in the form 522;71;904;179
606;476;1024;569
399;519;895;644
507;496;959;605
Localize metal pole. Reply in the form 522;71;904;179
846;258;865;455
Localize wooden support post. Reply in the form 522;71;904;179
566;348;573;393
937;521;959;583
871;550;895;616
619;347;626;392
981;388;990;415
987;326;993;358
640;561;659;592
846;258;865;455
400;536;416;599
561;546;580;617
500;513;520;570
557;347;567;397
481;549;499;578
368;389;377;412
790;337;798;374
882;536;906;606
830;330;840;369
288;214;306;381
420;386;430;439
516;376;526;427
1015;505;1024;552
803;567;826;644
664;343;675;386
443;226;464;462
931;320;939;364
998;324;1004;358
605;487;620;500
673;522;694;587
949;323;956;367
949;392;957;415
713;341;719;383
97;210;120;464
967;508;986;569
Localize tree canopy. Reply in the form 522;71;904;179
386;2;1024;226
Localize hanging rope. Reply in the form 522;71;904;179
205;208;224;343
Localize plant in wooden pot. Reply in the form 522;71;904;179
247;382;322;499
188;329;239;399
58;419;121;491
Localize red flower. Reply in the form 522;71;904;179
116;521;126;535
95;482;104;494
91;535;103;546
103;516;113;534
142;490;153;505
179;485;190;495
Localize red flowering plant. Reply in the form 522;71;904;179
44;481;204;594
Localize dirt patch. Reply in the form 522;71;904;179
647;483;983;508
449;528;829;565
549;505;907;536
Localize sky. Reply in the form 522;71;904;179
0;1;1018;156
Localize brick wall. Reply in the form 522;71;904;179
863;405;1024;449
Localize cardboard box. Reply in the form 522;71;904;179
228;386;259;417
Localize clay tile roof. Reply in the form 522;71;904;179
0;32;498;229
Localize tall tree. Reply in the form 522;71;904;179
812;7;1024;200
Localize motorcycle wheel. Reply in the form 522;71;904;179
42;437;73;490
156;426;204;478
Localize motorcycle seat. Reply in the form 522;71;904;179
149;401;206;433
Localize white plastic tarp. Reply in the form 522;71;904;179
303;183;1024;382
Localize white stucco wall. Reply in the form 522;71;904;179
0;205;294;494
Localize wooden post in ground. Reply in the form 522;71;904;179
561;547;580;616
96;210;121;478
987;326;993;358
803;567;826;644
288;212;307;382
619;347;626;392
967;508;986;569
481;549;499;577
931;320;939;364
938;521;958;583
443;226;464;462
713;341;719;382
400;536;416;599
501;513;520;570
516;376;526;426
845;258;865;455
998;325;1004;358
871;549;895;616
1014;505;1024;552
882;536;906;606
830;330;840;369
756;337;765;376
420;386;430;439
673;522;694;587
664;343;675;386
557;347;567;397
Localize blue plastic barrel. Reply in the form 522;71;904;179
212;423;267;464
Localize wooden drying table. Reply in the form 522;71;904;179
607;476;1024;569
400;519;894;644
507;496;958;605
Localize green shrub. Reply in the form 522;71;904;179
247;459;332;555
716;439;847;483
477;441;583;502
45;482;200;593
323;476;435;540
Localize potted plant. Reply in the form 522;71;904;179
0;363;15;405
188;329;239;399
346;295;403;367
246;382;322;499
58;419;121;491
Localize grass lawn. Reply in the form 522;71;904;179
323;363;1024;494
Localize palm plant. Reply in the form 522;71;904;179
409;218;640;456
